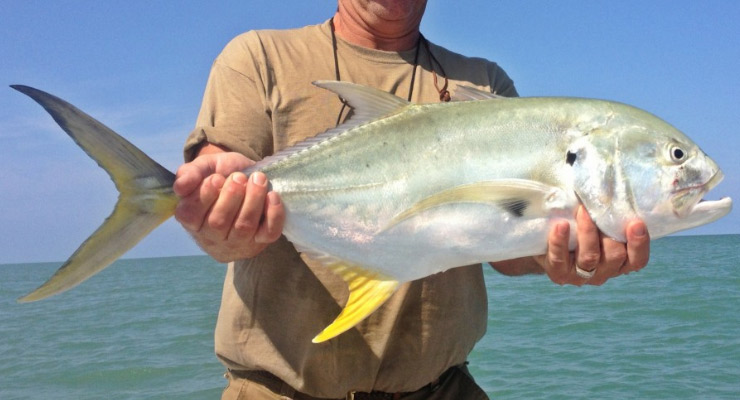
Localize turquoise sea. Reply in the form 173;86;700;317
1;235;738;399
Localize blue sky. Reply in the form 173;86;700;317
1;1;738;264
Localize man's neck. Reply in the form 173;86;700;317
332;1;424;51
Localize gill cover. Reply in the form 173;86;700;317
567;133;636;242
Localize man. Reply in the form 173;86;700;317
174;1;650;398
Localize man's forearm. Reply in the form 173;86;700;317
490;257;546;276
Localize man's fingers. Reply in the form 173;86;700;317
587;236;627;286
575;206;601;273
229;172;269;240
622;220;650;274
174;162;209;198
175;174;225;232
255;192;285;244
173;152;254;197
205;173;248;239
543;221;573;285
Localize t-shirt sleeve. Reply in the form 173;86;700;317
183;33;273;162
426;41;518;99
488;63;518;98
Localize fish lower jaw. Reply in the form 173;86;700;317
680;196;732;230
693;197;732;214
647;196;731;239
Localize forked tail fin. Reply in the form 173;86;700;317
11;85;178;302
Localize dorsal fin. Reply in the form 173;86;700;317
247;81;410;173
452;85;506;101
313;80;411;120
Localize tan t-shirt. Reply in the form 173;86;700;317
185;20;517;398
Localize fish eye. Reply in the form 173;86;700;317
670;146;686;163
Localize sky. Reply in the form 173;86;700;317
1;1;738;264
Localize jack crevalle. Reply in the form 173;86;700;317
12;82;731;343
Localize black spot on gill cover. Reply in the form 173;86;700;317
566;151;577;166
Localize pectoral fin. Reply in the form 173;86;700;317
312;263;399;343
385;179;566;231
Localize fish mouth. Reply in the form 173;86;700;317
672;170;732;222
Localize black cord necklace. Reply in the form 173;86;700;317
329;17;449;126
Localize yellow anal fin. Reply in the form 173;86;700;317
312;264;399;343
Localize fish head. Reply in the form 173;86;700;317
567;104;732;241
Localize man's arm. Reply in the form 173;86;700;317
490;257;546;276
173;142;285;263
491;206;650;286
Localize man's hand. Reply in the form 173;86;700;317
173;145;285;263
535;206;650;286
491;206;650;285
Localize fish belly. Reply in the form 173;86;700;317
283;198;575;282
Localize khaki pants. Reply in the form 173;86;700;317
221;364;489;400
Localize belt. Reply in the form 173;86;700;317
229;366;452;400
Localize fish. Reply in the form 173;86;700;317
11;82;732;343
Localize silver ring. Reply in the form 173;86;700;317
575;264;596;280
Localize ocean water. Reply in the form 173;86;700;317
1;235;738;399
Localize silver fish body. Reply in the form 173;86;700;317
12;82;731;342
271;97;581;281
261;83;729;283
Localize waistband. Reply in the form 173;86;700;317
228;364;458;400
